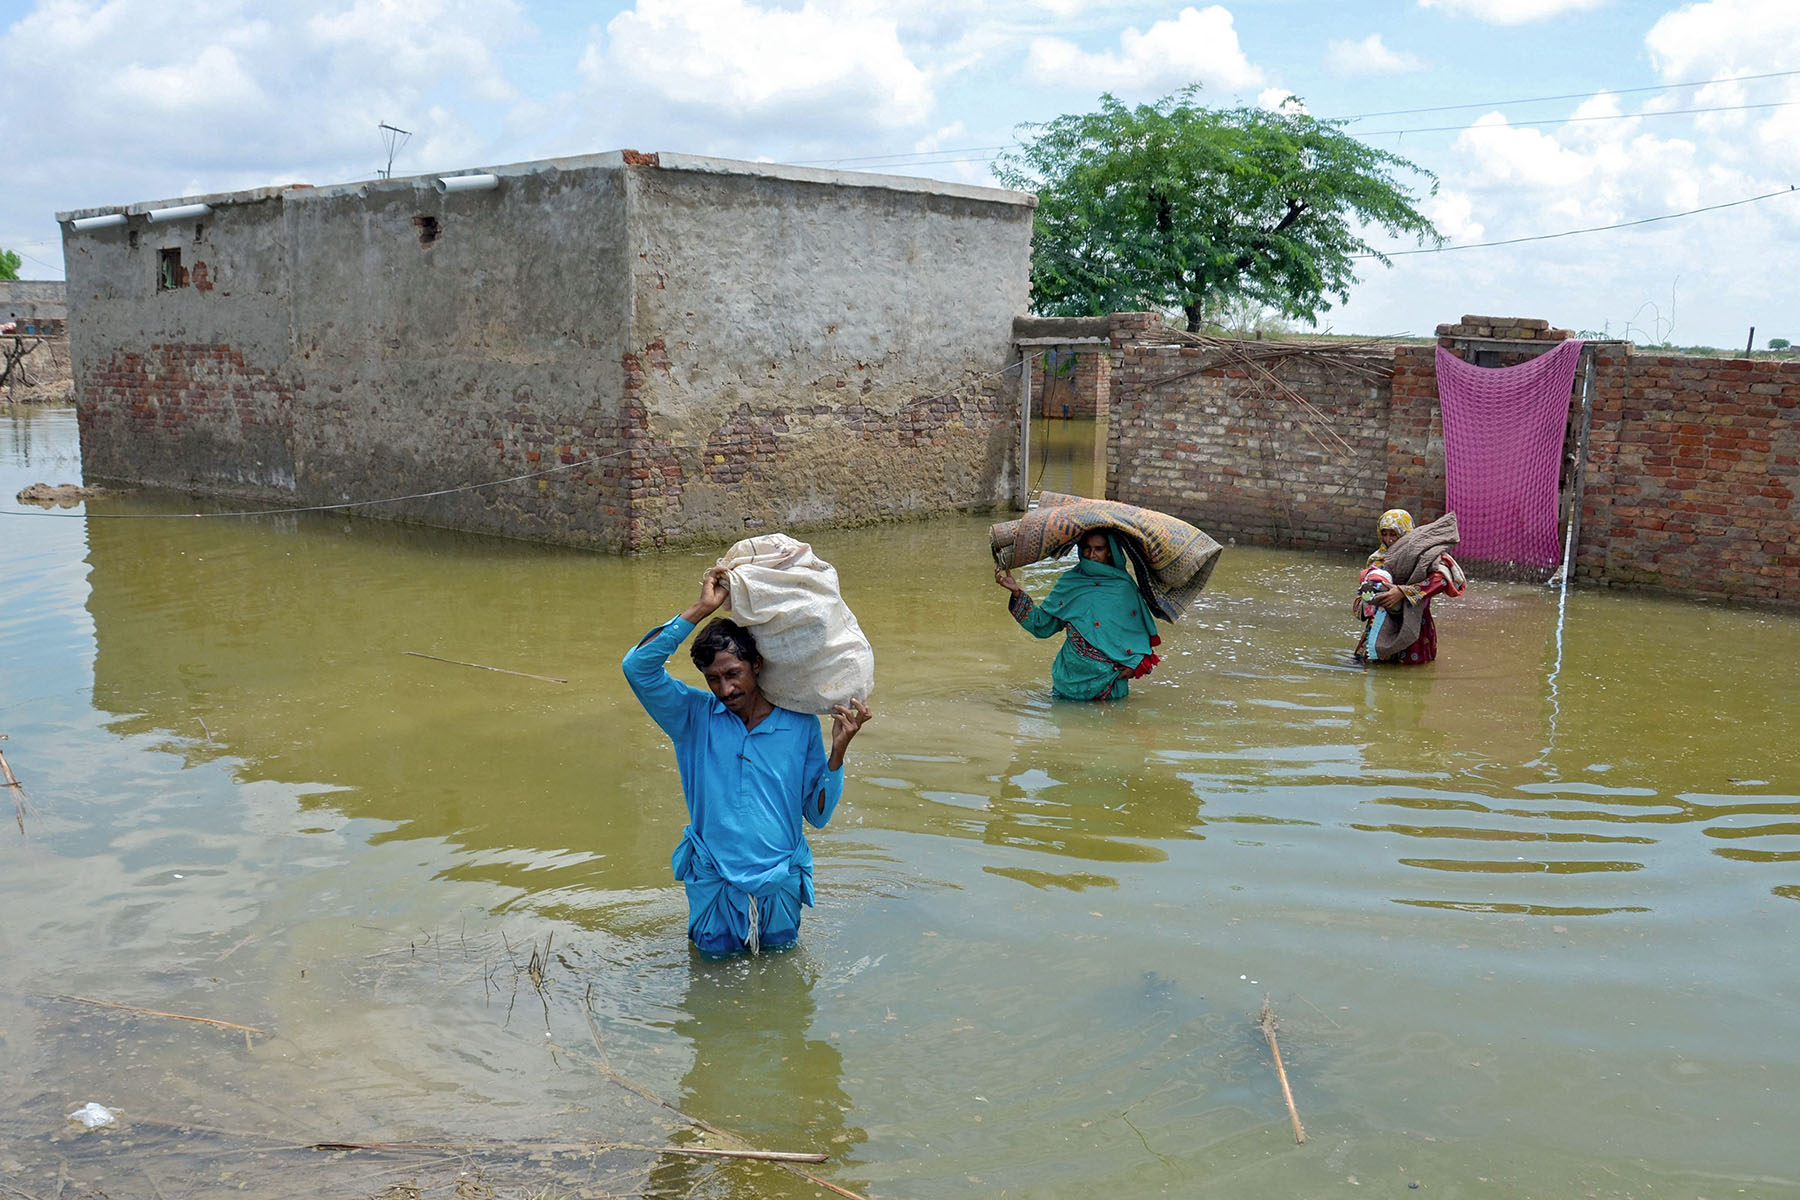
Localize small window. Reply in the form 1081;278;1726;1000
158;247;184;291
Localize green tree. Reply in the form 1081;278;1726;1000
0;248;21;281
1771;337;1791;350
996;88;1443;332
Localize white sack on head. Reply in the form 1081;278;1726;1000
716;533;875;715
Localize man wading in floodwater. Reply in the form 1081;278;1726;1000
623;567;872;957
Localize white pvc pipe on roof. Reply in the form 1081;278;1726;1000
435;173;499;194
145;203;213;223
70;213;128;231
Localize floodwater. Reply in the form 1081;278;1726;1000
3;405;1798;1199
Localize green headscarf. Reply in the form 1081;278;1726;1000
1037;533;1161;677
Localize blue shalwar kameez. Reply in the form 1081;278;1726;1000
622;615;843;955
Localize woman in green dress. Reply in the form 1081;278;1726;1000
994;529;1163;701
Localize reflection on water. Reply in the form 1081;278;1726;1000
3;405;1799;1197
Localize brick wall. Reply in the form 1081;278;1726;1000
1108;318;1394;551
1025;348;1109;419
622;343;1013;550
1579;349;1800;603
1102;312;1800;606
77;343;300;490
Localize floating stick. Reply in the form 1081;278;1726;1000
403;651;567;684
1;745;26;835
576;1004;871;1200
309;1139;826;1164
1258;994;1306;1144
38;992;266;1035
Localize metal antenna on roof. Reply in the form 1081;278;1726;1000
378;122;412;180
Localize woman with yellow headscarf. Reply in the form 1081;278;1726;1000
1354;508;1465;665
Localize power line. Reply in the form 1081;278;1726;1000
1357;98;1800;137
798;67;1800;173
802;97;1800;174
8;247;62;273
1354;185;1797;258
1335;67;1800;121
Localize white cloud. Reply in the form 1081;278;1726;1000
1452;114;1595;190
110;43;266;116
583;0;934;131
1421;189;1484;243
1325;34;1422;77
1416;0;1608;23
1644;0;1800;77
0;0;526;183
1644;0;1800;151
1023;5;1263;94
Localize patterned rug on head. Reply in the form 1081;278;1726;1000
990;492;1223;621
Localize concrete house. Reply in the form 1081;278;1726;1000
59;151;1036;550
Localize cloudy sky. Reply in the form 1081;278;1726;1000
2;0;1794;347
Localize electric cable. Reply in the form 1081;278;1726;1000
1353;185;1797;258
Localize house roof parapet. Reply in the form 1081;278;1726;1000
59;148;1036;225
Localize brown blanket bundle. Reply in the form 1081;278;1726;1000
1371;512;1461;660
990;492;1223;621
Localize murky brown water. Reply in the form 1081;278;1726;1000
3;407;1798;1198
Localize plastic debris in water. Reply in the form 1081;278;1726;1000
67;1102;117;1129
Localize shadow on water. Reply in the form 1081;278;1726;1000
4;406;1800;1197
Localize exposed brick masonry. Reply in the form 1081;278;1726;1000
1106;313;1800;606
1108;319;1394;551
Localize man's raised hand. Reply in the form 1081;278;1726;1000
829;699;872;767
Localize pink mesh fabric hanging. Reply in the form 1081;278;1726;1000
1436;339;1583;566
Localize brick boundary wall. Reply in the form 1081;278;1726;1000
1574;348;1798;603
1107;316;1395;552
1102;312;1800;607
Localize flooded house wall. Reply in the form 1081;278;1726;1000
283;165;633;546
65;191;301;493
60;153;1034;551
618;156;1032;548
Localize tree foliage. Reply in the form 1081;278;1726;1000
996;88;1443;332
0;248;21;282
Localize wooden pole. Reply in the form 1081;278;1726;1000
1567;351;1597;581
1745;326;1756;357
1258;995;1305;1144
1018;346;1033;509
